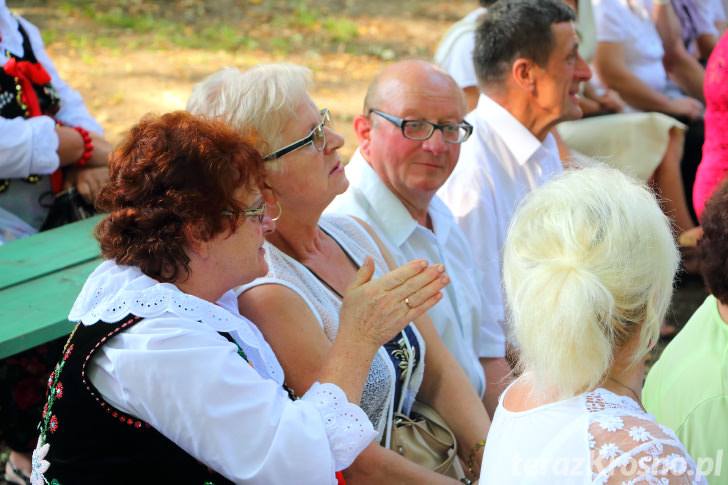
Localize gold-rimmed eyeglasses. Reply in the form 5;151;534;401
222;200;266;223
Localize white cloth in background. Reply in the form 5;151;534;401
438;94;562;343
0;206;35;244
434;7;486;90
238;214;426;444
327;150;495;397
687;0;721;36
73;260;375;484
591;0;669;109
481;385;707;484
707;0;727;22
557;111;685;181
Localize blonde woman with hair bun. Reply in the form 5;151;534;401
480;165;707;484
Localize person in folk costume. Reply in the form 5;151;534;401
0;2;111;483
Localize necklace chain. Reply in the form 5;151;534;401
605;375;644;409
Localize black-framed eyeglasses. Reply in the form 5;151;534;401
369;109;472;144
222;200;266;223
263;108;333;161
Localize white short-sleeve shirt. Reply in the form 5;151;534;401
437;94;563;344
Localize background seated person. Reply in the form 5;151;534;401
0;3;111;482
693;31;728;220
592;0;706;225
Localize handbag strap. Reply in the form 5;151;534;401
351;215;418;418
350;216;415;414
349;216;398;272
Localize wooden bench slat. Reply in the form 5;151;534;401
0;258;101;359
0;215;103;290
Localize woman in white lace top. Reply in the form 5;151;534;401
481;165;707;484
31;112;449;485
187;64;490;484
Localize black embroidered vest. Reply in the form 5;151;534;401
0;20;60;119
38;315;234;485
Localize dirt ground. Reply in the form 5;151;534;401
7;0;476;162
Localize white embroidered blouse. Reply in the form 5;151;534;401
56;260;376;485
238;214;426;445
481;385;707;484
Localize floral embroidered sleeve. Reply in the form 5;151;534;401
586;390;706;484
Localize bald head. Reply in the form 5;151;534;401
363;60;466;116
355;60;468;219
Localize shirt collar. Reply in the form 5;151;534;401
69;260;253;335
474;93;552;167
347;150;419;247
346;149;453;246
426;195;455;244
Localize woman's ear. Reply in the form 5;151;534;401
261;184;277;206
260;185;281;222
184;223;208;259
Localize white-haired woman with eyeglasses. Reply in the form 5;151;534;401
480;165;706;484
187;64;490;484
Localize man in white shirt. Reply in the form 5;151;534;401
438;0;591;350
327;59;508;416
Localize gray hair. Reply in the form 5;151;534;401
187;64;314;172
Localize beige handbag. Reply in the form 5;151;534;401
390;401;465;479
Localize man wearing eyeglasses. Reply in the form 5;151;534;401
327;59;508;416
437;0;591;358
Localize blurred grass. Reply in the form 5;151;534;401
37;0;362;54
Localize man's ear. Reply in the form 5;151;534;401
353;114;373;157
512;58;537;94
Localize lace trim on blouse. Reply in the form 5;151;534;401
304;382;378;470
68;260;284;383
586;388;706;484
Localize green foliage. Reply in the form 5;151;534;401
93;11;157;32
323;17;359;43
291;1;318;29
40;0;358;54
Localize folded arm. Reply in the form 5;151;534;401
593;41;702;120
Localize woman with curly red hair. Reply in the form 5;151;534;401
31;111;449;484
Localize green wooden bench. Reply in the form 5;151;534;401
0;215;104;359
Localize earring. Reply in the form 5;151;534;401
272;201;283;221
